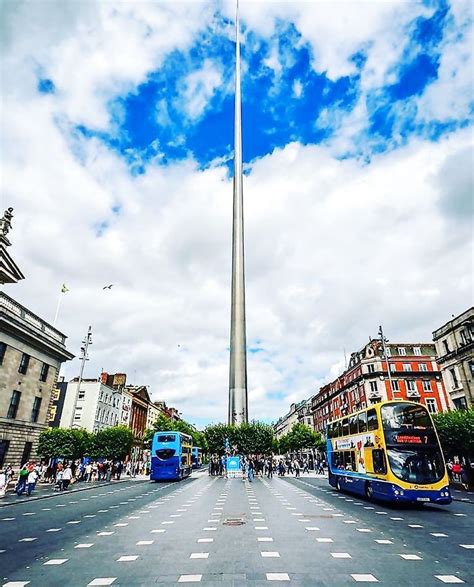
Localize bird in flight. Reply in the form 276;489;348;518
102;284;114;290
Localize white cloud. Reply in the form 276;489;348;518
2;0;473;427
179;59;224;120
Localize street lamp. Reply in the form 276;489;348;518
378;325;394;395
70;325;93;428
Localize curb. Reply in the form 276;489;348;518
0;477;149;508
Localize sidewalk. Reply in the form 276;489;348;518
0;474;149;507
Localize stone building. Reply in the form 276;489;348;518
0;293;74;467
433;308;474;409
0;207;73;467
274;399;312;439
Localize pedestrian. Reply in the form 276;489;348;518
27;468;38;496
303;459;309;474
294;459;300;477
16;463;29;496
460;464;469;491
62;464;73;490
116;461;123;480
247;457;255;482
55;468;64;491
266;457;273;478
0;468;7;498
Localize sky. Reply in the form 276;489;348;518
1;0;473;428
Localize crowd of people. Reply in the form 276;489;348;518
0;458;142;498
208;453;327;481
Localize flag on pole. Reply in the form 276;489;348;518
61;283;69;293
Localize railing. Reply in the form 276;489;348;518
0;291;67;346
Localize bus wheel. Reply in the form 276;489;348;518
336;478;342;491
365;482;373;499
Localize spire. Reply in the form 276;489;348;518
228;0;248;425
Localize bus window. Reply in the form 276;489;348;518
157;434;176;443
372;449;387;474
335;421;341;437
344;451;357;471
367;409;378;431
327;423;333;438
358;411;367;433
156;448;176;460
342;418;349;436
349;415;358;435
331;451;342;469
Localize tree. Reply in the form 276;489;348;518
204;423;232;454
38;428;92;460
204;421;275;455
90;426;134;460
286;423;323;452
433;409;474;458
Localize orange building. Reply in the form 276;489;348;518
312;339;450;434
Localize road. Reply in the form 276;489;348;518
0;472;472;586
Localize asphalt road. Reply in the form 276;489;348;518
0;471;472;586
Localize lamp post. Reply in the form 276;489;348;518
70;325;92;428
378;325;394;396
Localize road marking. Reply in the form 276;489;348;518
75;543;94;548
198;538;213;542
178;576;202;583
431;533;448;537
261;551;280;557
459;544;474;549
266;573;290;581
357;529;372;533
316;538;333;543
46;528;62;532
97;532;114;536
390;517;403;521
255;526;269;530
67;520;81;524
258;537;273;542
150;529;166;533
331;552;352;558
44;559;68;565
190;552;209;559
19;538;37;542
116;555;138;562
408;524;423;528
351;574;378;582
203;527;217;531
2;582;31;586
399;554;422;560
434;576;464;584
136;541;154;545
375;540;393;544
305;527;320;531
344;521;356;524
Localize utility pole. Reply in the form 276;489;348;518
70;325;92;428
378;325;394;394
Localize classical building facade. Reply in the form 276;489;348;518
274;399;312;439
312;338;450;434
59;378;122;432
433;308;474;409
0;292;74;467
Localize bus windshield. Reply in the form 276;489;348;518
381;403;444;484
157;434;176;443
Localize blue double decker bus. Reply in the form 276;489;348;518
150;431;192;481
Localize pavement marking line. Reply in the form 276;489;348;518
203;527;217;531
190;552;209;559
255;526;269;530
408;524;423;528
84;515;96;518
357;529;372;533
1;518;15;521
41;508;51;510
75;543;94;548
305;527;320;531
459;544;474;549
178;575;202;583
136;540;154;545
44;559;68;565
261;551;280;557
67;520;81;524
198;538;213;543
351;574;379;582
19;537;37;542
399;554;423;560
258;537;273;542
316;538;333;543
46;528;62;532
266;573;290;581
434;577;465;584
97;532;114;536
331;552;352;558
431;533;448;537
390;517;403;521
2;582;31;586
116;555;138;562
375;540;393;544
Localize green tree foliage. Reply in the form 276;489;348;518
433;409;474;458
277;423;325;454
38;428;92;460
89;426;134;460
204;421;275;454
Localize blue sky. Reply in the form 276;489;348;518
56;0;472;176
6;0;473;425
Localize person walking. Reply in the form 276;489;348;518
266;457;273;478
27;467;38;496
0;468;7;498
294;459;301;477
247;457;255;482
62;465;73;490
16;464;29;496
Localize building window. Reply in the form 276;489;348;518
367;364;375;373
78;391;85;399
30;397;42;422
425;398;437;414
384;347;391;357
442;340;450;354
0;439;10;468
369;381;378;392
391;380;400;391
423;380;432;392
419;363;428;372
390;364;397;372
413;347;421;355
449;368;459;389
18;353;30;374
0;342;6;365
406;380;416;392
403;363;411;371
398;347;406;356
39;363;49;382
21;441;33;465
7;390;21;418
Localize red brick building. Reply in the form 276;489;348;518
312;339;450;434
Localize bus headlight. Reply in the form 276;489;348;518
441;487;450;497
392;485;404;496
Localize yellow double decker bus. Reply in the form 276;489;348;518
326;400;451;505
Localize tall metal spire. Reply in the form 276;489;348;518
228;0;248;425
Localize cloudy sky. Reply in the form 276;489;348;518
2;0;472;427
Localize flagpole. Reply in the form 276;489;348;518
53;290;62;327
